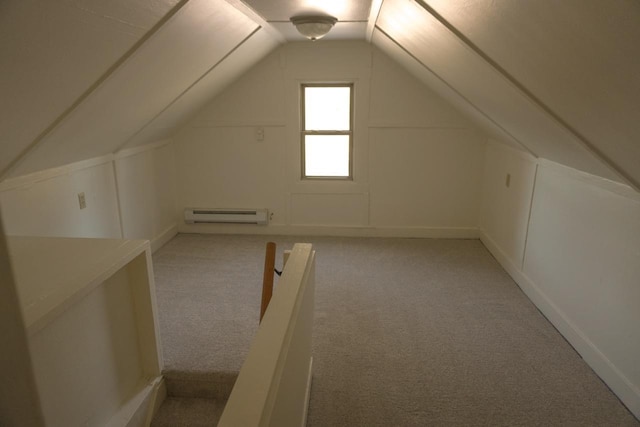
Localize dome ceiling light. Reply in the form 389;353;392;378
290;15;338;41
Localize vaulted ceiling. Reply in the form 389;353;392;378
1;0;638;190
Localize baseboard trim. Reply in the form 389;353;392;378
479;230;640;420
151;224;178;253
141;378;166;427
106;377;162;427
178;223;479;239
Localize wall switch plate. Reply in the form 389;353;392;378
78;192;87;210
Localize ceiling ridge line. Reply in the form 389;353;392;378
267;20;368;23
414;0;636;190
0;0;190;181
225;0;286;44
366;0;385;42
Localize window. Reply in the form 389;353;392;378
301;84;353;179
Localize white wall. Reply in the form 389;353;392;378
174;41;486;237
479;142;537;266
0;141;178;249
0;213;45;426
0;158;122;239
480;141;640;419
115;141;178;251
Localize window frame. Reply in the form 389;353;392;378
300;83;354;180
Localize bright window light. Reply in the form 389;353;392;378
301;84;353;179
305;86;351;131
304;135;350;177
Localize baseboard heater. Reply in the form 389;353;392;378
184;208;269;225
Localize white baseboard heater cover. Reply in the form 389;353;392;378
184;208;268;225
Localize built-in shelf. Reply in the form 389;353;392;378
6;235;163;427
8;236;150;335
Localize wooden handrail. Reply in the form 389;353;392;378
260;242;276;323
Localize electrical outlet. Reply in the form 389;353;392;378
256;127;265;142
505;173;511;188
78;192;87;210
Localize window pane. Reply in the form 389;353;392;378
304;86;351;131
304;135;350;177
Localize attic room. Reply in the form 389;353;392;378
1;0;639;426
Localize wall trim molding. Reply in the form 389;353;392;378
537;158;640;202
0;154;114;192
0;138;175;193
479;229;640;420
486;139;537;162
115;139;173;160
368;123;471;130
190;121;286;128
178;223;479;239
151;223;178;253
300;357;313;427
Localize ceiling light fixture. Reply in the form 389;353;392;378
290;15;338;41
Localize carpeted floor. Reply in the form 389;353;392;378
152;234;638;426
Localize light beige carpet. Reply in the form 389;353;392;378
152;234;638;426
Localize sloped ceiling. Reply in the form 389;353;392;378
421;0;640;187
373;0;640;187
1;0;638;190
0;0;184;177
241;0;372;40
8;0;264;177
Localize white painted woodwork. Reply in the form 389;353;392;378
124;29;280;148
0;141;178;249
0;217;45;426
218;243;315;427
242;0;371;21
479;141;537;267
423;0;640;190
269;21;367;41
1;2;637;418
368;34;481;128
9;0;259;177
3;0;638;196
7;236;163;426
371;29;527;153
523;162;640;418
175;126;288;226
0;0;181;177
290;193;369;226
0;159;122;238
115;141;178;250
479;142;640;419
369;128;483;228
375;0;622;183
175;41;485;237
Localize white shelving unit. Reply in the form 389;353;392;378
7;236;163;427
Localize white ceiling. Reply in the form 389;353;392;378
242;0;373;41
414;0;640;187
1;0;638;190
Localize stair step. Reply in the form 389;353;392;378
163;370;238;400
151;397;227;427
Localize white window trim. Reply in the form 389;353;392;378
300;83;354;180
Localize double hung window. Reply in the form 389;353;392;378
301;84;353;179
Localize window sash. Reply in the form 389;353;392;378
301;84;354;179
303;134;351;178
